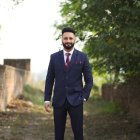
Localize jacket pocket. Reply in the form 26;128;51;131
74;86;83;91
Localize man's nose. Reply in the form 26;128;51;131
66;39;71;43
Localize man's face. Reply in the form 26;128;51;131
62;32;76;50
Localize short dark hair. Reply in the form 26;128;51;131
62;27;76;35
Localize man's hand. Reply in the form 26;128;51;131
44;101;51;113
83;98;86;102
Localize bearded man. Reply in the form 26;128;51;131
44;27;93;140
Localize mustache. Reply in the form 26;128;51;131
62;42;74;50
65;44;72;47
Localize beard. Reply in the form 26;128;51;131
62;42;74;50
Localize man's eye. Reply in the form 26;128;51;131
63;37;73;40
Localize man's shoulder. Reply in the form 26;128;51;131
75;49;87;57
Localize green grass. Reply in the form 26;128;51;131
23;84;44;106
94;99;123;113
84;94;123;115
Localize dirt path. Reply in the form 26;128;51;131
0;99;140;140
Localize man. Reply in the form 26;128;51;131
44;27;93;140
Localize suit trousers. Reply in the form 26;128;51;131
53;99;83;140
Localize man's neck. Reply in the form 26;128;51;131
64;47;74;52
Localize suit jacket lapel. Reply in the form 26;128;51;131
68;49;78;71
58;50;66;72
62;49;78;72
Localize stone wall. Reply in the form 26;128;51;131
0;65;6;111
0;59;31;111
4;59;30;71
102;83;140;121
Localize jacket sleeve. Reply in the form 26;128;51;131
82;54;93;100
44;55;55;101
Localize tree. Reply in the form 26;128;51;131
56;0;140;83
12;0;24;5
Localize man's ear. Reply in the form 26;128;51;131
74;36;77;42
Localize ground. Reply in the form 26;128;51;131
0;98;140;140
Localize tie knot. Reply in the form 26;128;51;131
65;53;71;57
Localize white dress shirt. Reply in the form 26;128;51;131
63;48;74;64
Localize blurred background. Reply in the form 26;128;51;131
0;0;62;73
0;0;140;139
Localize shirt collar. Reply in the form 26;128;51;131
63;48;74;56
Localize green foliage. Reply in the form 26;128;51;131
23;84;44;106
12;0;24;5
57;0;140;83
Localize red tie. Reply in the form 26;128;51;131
65;53;71;68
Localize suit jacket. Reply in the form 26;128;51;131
44;49;93;107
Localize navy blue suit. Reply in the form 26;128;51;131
44;49;93;140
